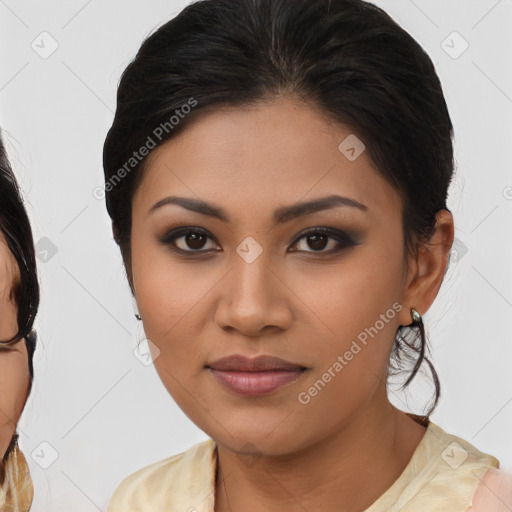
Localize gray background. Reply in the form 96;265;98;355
0;0;511;510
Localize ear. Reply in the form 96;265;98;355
398;209;454;326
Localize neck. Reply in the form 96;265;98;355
214;387;428;512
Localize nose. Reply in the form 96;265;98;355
214;250;293;337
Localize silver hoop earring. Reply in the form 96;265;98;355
410;308;422;325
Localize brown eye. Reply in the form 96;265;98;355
304;234;329;251
290;227;357;254
183;232;207;250
158;227;219;254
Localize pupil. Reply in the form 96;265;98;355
187;233;205;249
308;234;327;251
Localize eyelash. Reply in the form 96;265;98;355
158;226;357;257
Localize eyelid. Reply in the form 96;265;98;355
291;226;352;244
158;226;220;253
289;226;357;253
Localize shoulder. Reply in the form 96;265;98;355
426;422;499;471
107;438;217;512
469;468;512;511
393;421;501;511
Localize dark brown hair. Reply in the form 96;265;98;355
0;132;39;475
0;132;39;349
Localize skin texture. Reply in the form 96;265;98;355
128;96;454;512
0;230;30;460
470;468;512;510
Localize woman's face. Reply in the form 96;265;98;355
0;230;30;459
130;97;420;455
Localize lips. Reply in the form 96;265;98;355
207;354;305;372
206;354;307;396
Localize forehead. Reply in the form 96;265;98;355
133;97;402;223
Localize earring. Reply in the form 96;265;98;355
410;308;422;325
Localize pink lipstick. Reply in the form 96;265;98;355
206;354;307;397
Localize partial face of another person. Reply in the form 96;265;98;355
0;230;30;460
129;97;425;456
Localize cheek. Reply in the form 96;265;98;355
289;246;404;349
133;252;211;345
131;242;213;389
0;298;18;342
0;352;30;455
0;278;19;343
288;244;404;400
0;243;20;342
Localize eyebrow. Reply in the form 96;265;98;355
149;194;368;224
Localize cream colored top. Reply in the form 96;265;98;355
108;421;511;512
